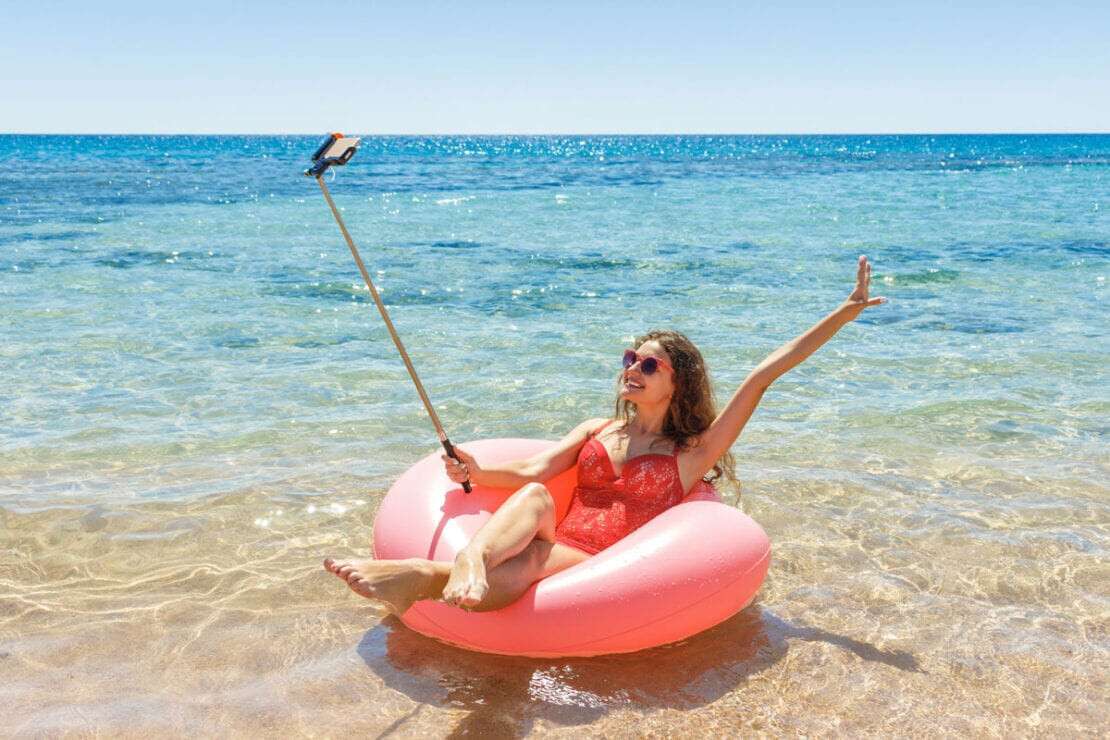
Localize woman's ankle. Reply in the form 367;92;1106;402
456;544;490;569
424;560;453;600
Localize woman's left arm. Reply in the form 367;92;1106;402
688;255;887;473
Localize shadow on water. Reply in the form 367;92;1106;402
357;604;922;737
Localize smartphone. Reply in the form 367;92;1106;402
306;133;360;175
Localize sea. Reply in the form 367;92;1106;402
1;134;1107;736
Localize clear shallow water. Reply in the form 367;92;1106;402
1;135;1107;735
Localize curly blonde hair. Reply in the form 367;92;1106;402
613;329;740;495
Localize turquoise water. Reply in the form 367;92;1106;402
2;135;1108;734
3;135;1107;500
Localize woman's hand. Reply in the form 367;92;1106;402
838;255;887;321
441;447;479;484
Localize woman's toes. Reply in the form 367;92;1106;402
323;558;336;572
348;577;376;599
463;583;488;608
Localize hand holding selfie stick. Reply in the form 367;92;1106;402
305;133;472;493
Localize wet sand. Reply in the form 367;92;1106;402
4;458;1106;737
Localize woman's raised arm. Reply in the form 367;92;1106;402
687;256;887;475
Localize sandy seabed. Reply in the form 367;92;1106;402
3;459;1106;738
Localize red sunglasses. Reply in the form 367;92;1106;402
623;349;674;376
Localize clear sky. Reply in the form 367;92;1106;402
3;1;1107;134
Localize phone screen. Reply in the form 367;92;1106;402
323;137;360;159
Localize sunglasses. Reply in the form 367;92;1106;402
622;349;674;376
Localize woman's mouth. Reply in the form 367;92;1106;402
623;379;644;391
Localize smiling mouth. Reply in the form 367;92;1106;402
623;379;644;390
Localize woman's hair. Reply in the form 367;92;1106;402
613;329;740;495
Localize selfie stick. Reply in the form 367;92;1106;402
305;133;472;493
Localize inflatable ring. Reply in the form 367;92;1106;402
372;438;771;657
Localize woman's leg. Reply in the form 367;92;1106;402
441;482;558;608
324;481;579;612
323;537;589;614
470;539;590;612
324;556;451;615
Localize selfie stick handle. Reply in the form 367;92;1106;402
314;175;472;493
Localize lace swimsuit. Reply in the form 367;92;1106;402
553;421;687;555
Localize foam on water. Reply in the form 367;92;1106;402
1;135;1107;735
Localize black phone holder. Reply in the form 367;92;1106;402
304;132;358;177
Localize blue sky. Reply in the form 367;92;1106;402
2;1;1107;133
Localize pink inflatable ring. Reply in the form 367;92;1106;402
372;438;771;657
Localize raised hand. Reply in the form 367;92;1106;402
839;255;887;321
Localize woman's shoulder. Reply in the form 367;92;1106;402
564;417;613;440
585;417;614;437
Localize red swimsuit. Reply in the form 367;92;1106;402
553;421;687;555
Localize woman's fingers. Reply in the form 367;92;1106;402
440;454;470;482
852;255;876;302
840;256;890;317
849;255;866;300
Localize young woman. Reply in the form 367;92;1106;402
325;255;886;615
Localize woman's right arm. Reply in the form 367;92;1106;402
442;417;608;489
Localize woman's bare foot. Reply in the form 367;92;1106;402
441;548;489;609
322;557;442;615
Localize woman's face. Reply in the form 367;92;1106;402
619;340;675;405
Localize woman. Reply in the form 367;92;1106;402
325;255;886;615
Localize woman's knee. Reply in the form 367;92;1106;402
518;482;554;516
